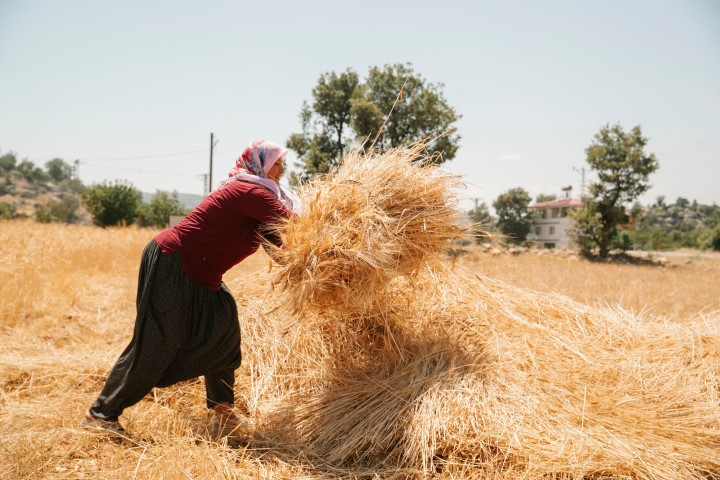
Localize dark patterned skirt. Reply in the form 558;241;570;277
89;240;241;421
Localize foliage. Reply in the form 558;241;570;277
570;124;659;257
45;158;74;183
467;201;495;243
16;159;50;183
81;181;141;227
0;152;17;172
707;227;720;251
287;70;362;182
622;196;720;251
288;63;461;180
493;187;532;244
535;193;557;203
0;201;16;219
140;190;187;227
33;195;80;224
0;177;10;196
352;63;461;162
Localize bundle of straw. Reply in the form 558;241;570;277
253;145;719;477
239;269;720;478
269;143;466;314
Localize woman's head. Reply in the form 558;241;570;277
235;140;287;181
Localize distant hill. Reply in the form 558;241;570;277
0;170;203;222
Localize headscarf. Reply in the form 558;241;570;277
217;140;294;210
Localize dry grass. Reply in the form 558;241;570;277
1;146;719;479
269;144;466;314
458;249;720;322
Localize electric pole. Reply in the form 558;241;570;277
573;166;586;198
208;133;219;195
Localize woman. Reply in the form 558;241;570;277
83;140;294;434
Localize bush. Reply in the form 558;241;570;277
34;195;81;224
0;152;17;173
0;202;16;219
699;226;720;251
16;159;49;183
140;190;187;227
81;181;141;227
611;230;632;252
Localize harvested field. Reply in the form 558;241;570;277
1;147;719;479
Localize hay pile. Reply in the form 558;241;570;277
269;143;466;314
236;145;720;478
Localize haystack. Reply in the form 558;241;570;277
268;143;466;314
237;144;720;479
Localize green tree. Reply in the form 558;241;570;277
535;193;557;203
288;63;461;180
33;195;80;224
493;188;532;244
0;202;16;219
352;63;461;163
467;201;495;243
571;124;659;257
45;158;74;183
16;159;49;183
707;227;720;251
81;181;141;227
141;190;186;227
287;69;362;182
0;152;17;173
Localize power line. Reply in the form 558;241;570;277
82;163;202;176
80;148;208;162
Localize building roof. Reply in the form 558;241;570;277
529;198;583;209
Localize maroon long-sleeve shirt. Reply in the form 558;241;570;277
155;181;292;290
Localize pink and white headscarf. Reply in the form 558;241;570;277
217;140;293;210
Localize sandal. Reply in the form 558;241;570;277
81;412;126;435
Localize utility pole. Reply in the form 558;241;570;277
73;159;80;181
208;133;219;195
573;166;586;198
198;173;209;195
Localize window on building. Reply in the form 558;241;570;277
535;226;541;235
549;226;555;235
543;242;556;249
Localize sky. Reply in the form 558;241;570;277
1;0;719;211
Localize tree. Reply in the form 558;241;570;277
16;159;49;183
0;202;16;219
288;63;461;180
0;152;17;173
708;227;720;251
493;188;532;244
34;195;80;224
45;158;74;183
141;190;186;227
535;193;557;203
287;69;362;182
81;181;141;227
467;201;495;243
571;124;659;257
352;63;461;163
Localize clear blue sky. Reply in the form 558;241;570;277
1;0;718;210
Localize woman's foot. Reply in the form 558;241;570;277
81;411;125;435
213;402;240;423
211;402;242;437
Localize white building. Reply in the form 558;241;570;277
529;198;583;249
